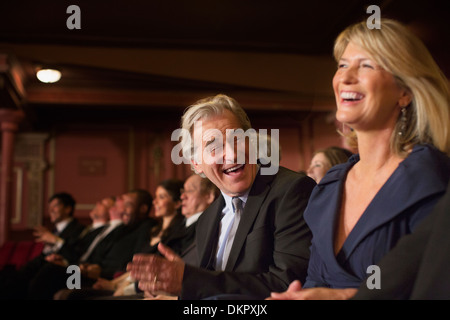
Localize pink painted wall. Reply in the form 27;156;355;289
53;127;129;202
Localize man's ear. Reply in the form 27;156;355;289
207;192;216;204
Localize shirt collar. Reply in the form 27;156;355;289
219;165;259;214
221;188;250;214
108;219;123;227
55;217;73;233
186;212;202;227
92;221;107;229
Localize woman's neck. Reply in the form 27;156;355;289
353;130;403;177
162;213;177;230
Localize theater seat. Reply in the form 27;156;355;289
29;242;44;260
0;241;46;270
8;241;35;269
0;241;16;270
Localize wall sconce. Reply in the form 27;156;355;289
36;68;61;83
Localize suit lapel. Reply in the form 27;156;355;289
197;196;225;268
58;219;77;239
224;171;275;271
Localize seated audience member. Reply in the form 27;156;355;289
127;94;316;300
92;189;157;279
173;174;218;265
46;196;114;266
307;146;353;183
142;174;219;300
28;189;157;299
142;179;185;254
268;18;450;300
80;179;186;299
352;180;450;300
0;192;85;299
26;195;126;299
94;175;219;300
34;192;86;257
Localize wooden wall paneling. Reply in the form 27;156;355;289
12;133;49;230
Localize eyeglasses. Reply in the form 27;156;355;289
180;188;195;194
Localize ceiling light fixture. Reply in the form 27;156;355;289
36;68;61;83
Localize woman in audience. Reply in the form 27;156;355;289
307;146;353;183
269;18;450;300
90;179;185;297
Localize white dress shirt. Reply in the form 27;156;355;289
214;189;249;271
42;217;73;255
186;212;202;227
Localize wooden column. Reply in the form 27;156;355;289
0;109;24;246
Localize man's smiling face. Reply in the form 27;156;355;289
192;109;257;197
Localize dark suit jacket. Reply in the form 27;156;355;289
157;215;199;266
85;223;127;265
57;224;106;264
164;215;197;257
52;218;86;254
26;219;157;299
180;166;316;299
93;218;158;279
30;218;85;264
353;179;450;300
180;234;198;266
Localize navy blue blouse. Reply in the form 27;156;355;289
303;144;450;288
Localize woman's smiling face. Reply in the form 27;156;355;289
333;42;410;133
153;186;178;218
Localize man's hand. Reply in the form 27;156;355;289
267;280;357;300
80;263;102;279
127;243;185;296
33;226;59;244
45;253;68;267
92;278;115;291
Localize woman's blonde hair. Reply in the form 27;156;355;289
334;18;450;156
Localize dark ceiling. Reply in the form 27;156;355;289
0;0;448;130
